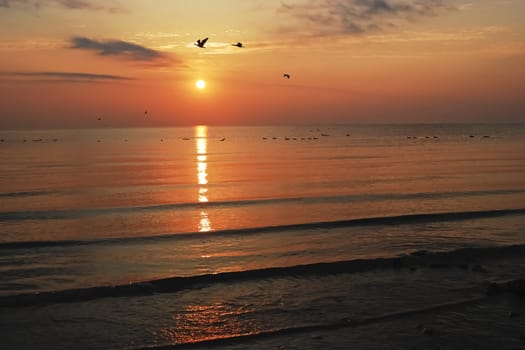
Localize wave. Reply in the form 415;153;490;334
0;190;56;198
134;297;487;349
1;188;524;222
1;244;524;308
1;208;525;250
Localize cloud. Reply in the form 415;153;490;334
70;37;177;65
0;0;125;13
278;0;455;36
0;71;132;82
364;26;512;43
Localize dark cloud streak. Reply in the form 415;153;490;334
0;0;125;13
70;37;176;66
1;71;132;82
278;0;454;36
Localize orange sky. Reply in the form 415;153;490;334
1;0;524;128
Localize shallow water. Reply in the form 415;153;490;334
1;124;524;348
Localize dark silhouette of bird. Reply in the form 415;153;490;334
283;74;290;79
220;137;226;142
195;37;208;48
97;117;101;121
145;110;148;115
232;42;243;48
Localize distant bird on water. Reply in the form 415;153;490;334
232;42;243;48
283;74;290;79
195;37;208;48
220;137;226;142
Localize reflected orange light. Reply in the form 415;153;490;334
197;162;208;185
163;303;250;345
196;125;207;139
199;211;211;232
195;125;212;232
199;187;208;203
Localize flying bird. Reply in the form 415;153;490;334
283;74;290;79
195;37;208;48
232;42;243;48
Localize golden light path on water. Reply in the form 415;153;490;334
195;125;212;232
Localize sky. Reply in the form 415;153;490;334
0;0;524;128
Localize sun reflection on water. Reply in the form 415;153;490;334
159;303;254;345
196;125;212;232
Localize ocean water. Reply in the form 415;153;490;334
1;124;525;349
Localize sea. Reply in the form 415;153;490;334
1;124;525;349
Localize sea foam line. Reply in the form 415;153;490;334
1;244;524;308
134;297;489;349
1;207;524;250
1;188;524;222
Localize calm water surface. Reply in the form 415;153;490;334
1;124;524;239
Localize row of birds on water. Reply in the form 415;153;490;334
194;37;291;79
1;134;493;144
0;138;58;143
407;135;491;139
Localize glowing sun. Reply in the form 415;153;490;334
196;80;206;90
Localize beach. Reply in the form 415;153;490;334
1;124;524;349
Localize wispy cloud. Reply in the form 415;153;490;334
0;0;125;13
182;39;286;55
70;37;178;66
183;40;244;55
0;39;63;51
364;26;512;43
278;0;456;36
0;71;132;82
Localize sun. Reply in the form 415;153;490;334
196;80;206;90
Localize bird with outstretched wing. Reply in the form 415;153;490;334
195;37;208;48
